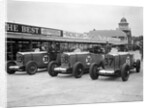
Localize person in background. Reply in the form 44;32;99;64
105;41;112;54
74;47;81;52
47;42;58;61
34;47;40;52
34;45;40;52
41;45;46;51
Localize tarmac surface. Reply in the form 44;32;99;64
7;51;143;107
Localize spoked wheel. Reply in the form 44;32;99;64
121;64;130;81
26;61;38;75
89;63;99;80
73;62;84;78
48;61;58;77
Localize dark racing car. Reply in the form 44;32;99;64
47;46;105;78
7;51;52;75
89;52;141;81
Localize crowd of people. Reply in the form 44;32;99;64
34;41;113;54
33;40;143;61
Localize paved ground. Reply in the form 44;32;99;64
7;51;143;108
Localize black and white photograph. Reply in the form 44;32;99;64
5;0;144;108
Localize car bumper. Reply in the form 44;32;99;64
54;67;67;73
9;65;24;71
98;70;115;75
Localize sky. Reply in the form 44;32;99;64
7;0;143;36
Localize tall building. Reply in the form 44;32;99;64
118;17;132;49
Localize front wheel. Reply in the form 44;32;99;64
121;64;130;81
48;61;58;77
7;61;16;74
26;61;38;75
73;62;84;78
89;63;99;80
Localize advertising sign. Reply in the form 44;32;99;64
6;22;62;36
41;28;62;36
6;22;41;34
63;31;89;39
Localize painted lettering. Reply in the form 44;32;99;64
33;28;39;34
21;26;39;34
7;24;19;32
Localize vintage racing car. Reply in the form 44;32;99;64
7;51;52;75
89;52;141;81
48;50;104;78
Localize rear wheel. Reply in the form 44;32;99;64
7;61;16;74
26;61;38;75
136;60;141;73
73;62;84;78
89;63;99;80
121;64;130;81
48;61;58;77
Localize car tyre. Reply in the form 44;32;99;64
48;61;58;77
89;63;99;80
7;61;16;74
73;62;84;78
136;60;141;73
26;61;38;75
121;64;130;81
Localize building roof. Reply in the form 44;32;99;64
88;30;127;38
120;17;127;23
119;17;129;25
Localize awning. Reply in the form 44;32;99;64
6;32;127;45
6;32;105;44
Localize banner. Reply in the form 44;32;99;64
63;31;89;39
41;28;62;36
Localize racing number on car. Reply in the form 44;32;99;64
43;55;49;64
105;57;113;66
86;55;92;65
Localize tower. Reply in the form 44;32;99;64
118;17;132;49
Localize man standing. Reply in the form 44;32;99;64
105;41;112;53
